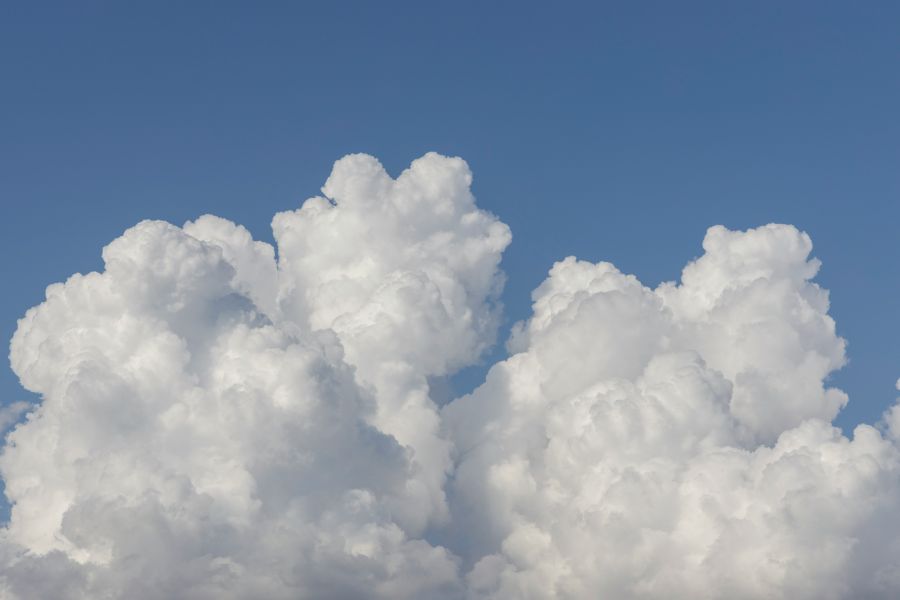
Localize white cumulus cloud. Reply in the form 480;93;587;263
2;152;899;599
447;224;900;599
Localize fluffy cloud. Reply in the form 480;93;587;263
447;225;900;599
1;154;507;599
2;153;899;599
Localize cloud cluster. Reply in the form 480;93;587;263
447;226;900;599
2;153;899;599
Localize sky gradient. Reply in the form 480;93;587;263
2;2;899;450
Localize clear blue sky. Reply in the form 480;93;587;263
1;1;898;442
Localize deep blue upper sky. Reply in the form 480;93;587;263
1;1;898;437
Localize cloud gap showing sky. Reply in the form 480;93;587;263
2;153;900;599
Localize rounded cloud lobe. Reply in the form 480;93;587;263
2;153;899;599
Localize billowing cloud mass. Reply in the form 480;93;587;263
2;153;899;599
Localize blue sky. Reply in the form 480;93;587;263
2;0;898;441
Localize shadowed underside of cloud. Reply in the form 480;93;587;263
2;153;899;599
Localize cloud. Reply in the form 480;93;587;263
1;154;507;599
0;403;29;436
2;152;899;599
446;224;900;599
